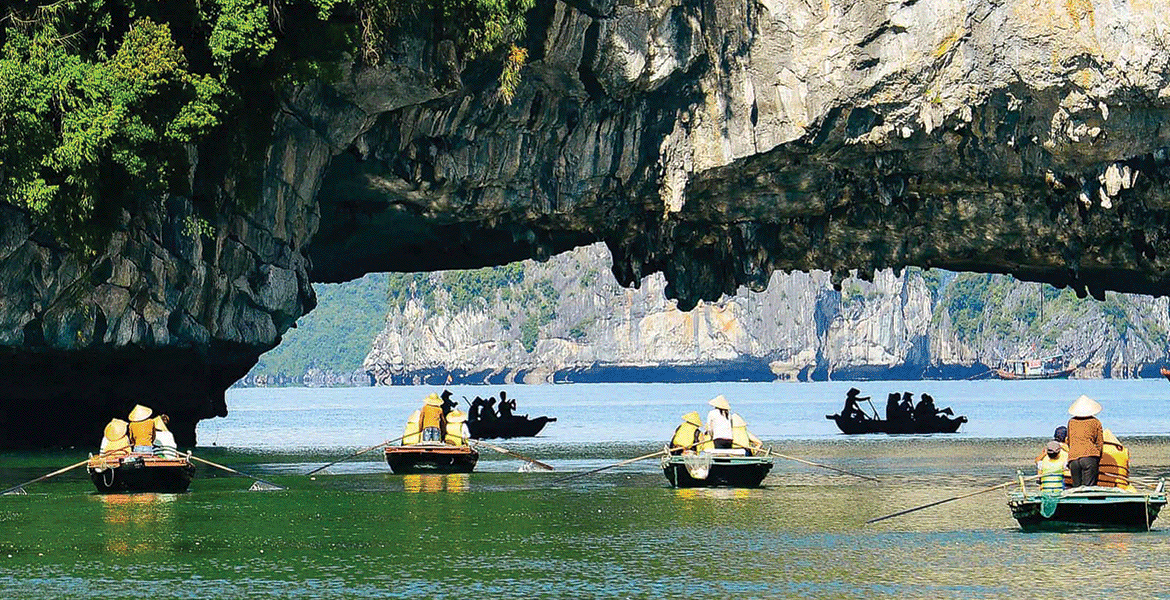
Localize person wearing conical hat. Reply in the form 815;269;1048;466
705;395;734;449
1098;428;1134;491
670;411;704;455
153;414;178;457
842;388;870;421
419;393;446;443
444;410;471;446
99;419;131;456
126;405;156;453
730;414;763;455
1066;395;1104;487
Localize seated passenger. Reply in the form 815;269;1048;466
127;405;156;452
730;414;763;455
1098;429;1134;491
1036;440;1065;494
99;419;131;456
402;410;423;445
419;393;446;443
152;415;179;457
670;412;703;455
445;410;471;446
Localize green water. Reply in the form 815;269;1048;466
3;439;1170;598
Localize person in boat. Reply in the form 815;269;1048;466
1098;429;1134;491
730;414;763;455
153;414;179;458
440;390;458;415
419;393;446;443
1035;425;1073;488
468;397;484;422
1036;440;1065;494
498;391;515;419
899;392;915;419
127;405;157;453
705;395;734;449
482;397;499;422
445;410;471;446
842;388;870;421
99;419;131;457
670;411;704;455
912;393;953;423
1066;395;1104;487
402;409;423;445
885;393;901;422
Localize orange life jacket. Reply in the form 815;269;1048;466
420;405;444;429
127;420;156;447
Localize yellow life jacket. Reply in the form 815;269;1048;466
1036;455;1065;494
671;423;701;450
127;420;156;447
402;410;422;445
1099;441;1132;490
445;421;467;446
100;435;131;456
731;424;752;454
420;404;443;429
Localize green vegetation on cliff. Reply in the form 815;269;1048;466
1;0;532;246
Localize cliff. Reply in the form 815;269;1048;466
362;244;1170;383
5;0;1170;445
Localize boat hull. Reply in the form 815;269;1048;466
467;416;555;439
1161;366;1170;382
384;445;479;474
993;368;1075;380
826;414;966;435
87;455;195;494
1008;488;1166;532
661;454;773;488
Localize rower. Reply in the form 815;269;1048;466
440;390;458;414
402;409;423;445
669;412;703;455
730;414;763;455
841;388;870;421
1098;429;1134;491
445;410;471;446
127;405;156;452
153;414;178;457
498;391;515;418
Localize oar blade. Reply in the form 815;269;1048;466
2;487;27;496
249;480;284;492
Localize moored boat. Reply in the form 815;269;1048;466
384;444;479;474
467;415;556;439
661;451;773;488
994;355;1075;380
1161;366;1170;381
87;453;195;494
825;413;967;435
1008;485;1167;532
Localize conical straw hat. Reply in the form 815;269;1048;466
424;393;443;407
128;405;153;422
1067;395;1101;417
153;415;169;432
681;411;701;426
708;395;730;410
730;414;746;427
447;410;467;423
104;419;128;441
1103;428;1121;447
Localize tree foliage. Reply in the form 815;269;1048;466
0;0;532;247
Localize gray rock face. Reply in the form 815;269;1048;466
363;244;1170;384
4;0;1170;445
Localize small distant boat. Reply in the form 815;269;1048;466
384;444;478;474
87;453;195;494
1008;485;1167;532
825;413;967;435
467;415;556;440
1161;366;1170;382
661;451;773;488
994;355;1075;380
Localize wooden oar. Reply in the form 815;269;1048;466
470;440;554;470
761;447;880;482
306;434;406;476
189;455;285;491
0;459;89;495
866;479;1023;524
551;449;669;484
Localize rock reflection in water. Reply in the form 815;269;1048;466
403;473;469;494
97;493;177;556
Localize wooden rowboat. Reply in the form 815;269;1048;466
1008;485;1167;532
661;451;773;488
467;415;556;440
1161;366;1170;381
825;413;966;435
87;453;195;494
384;444;479;474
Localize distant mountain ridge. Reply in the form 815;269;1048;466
354;244;1170;384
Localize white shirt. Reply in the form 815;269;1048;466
707;409;733;440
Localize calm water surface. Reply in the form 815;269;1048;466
3;381;1170;598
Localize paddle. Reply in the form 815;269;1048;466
189;454;285;491
306;434;407;476
865;478;1027;524
758;447;880;482
470;440;554;471
551;449;669;484
0;459;89;495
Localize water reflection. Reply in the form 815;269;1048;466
97;493;177;556
403;474;469;494
674;487;751;501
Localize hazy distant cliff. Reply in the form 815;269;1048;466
363;245;1170;383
